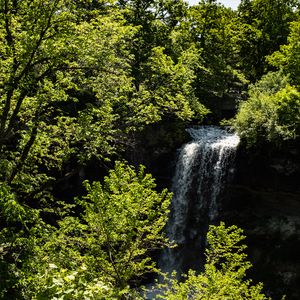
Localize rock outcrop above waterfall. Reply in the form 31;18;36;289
125;118;190;188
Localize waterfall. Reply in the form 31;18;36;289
160;126;240;275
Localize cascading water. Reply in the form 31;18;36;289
160;126;240;275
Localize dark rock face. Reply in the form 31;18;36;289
126;118;190;189
222;143;300;300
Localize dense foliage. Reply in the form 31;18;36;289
234;18;300;147
14;162;171;299
234;71;300;146
1;0;299;298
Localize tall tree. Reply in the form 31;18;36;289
268;20;300;85
174;0;247;116
189;1;243;97
114;0;209;124
237;0;298;80
0;0;138;203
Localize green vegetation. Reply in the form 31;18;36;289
12;162;171;299
159;223;268;300
1;0;300;298
234;71;300;147
268;20;300;85
234;17;300;147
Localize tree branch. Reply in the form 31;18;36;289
8;117;39;184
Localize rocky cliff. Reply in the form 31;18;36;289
222;143;300;300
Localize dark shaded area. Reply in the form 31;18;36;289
124;117;190;190
222;142;300;300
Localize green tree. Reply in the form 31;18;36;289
0;2;140;296
268;20;300;85
117;0;188;87
0;182;42;299
233;71;300;147
0;0;133;193
114;0;208;124
159;223;269;300
237;0;298;80
173;0;247;115
18;162;172;299
191;1;244;92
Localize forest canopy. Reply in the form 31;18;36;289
1;0;300;299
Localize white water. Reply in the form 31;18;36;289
160;126;240;274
